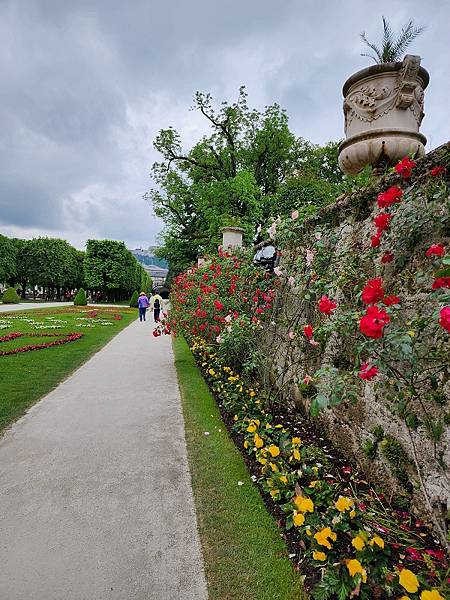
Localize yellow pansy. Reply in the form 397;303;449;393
292;449;301;461
294;495;314;513
335;496;354;512
243;440;249;449
352;536;365;551
370;536;384;549
268;445;280;457
399;569;419;594
346;559;367;582
309;480;319;488
247;424;257;433
314;527;336;549
270;489;279;499
420;591;444;600
249;390;256;397
269;462;279;472
279;476;288;484
292;437;302;445
293;512;305;526
208;368;216;376
349;509;356;518
312;551;326;562
258;457;267;465
254;434;264;448
306;527;313;536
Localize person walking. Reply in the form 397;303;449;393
150;291;163;322
138;292;150;322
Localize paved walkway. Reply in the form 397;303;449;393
0;302;73;312
0;320;207;599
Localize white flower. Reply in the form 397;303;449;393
309;339;320;347
306;249;314;267
237;481;244;486
267;221;277;239
288;276;295;287
291;210;299;220
273;266;283;276
204;432;210;436
216;335;223;344
224;314;232;323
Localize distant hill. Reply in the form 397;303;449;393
131;248;168;269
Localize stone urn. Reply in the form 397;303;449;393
221;226;244;249
338;54;429;174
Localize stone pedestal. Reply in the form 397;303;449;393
339;55;429;174
221;227;244;249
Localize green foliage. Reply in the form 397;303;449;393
0;235;17;284
73;288;87;306
129;290;139;308
2;286;20;304
360;16;425;64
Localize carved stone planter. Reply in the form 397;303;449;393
221;226;244;249
338;55;429;174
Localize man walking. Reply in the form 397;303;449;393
150;291;163;322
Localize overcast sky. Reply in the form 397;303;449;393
1;0;448;250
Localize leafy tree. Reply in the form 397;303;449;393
361;16;425;64
73;288;87;306
129;290;139;308
2;287;20;304
0;235;17;285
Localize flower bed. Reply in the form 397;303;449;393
0;331;83;356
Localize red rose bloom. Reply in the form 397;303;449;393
381;251;394;264
432;277;450;290
425;244;445;257
359;306;390;338
359;362;379;381
377;186;403;208
439;306;450;332
382;295;401;306
362;278;385;304
374;213;391;231
395;156;416;179
318;295;337;315
303;324;313;339
431;166;445;177
214;300;224;310
371;230;382;248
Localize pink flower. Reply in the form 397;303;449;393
309;339;320;347
359;362;379;380
425;244;445;257
216;335;223;344
305;249;314;267
291;210;299;220
267;222;277;239
303;374;313;384
288;331;295;340
318;295;337;315
288;276;295;287
395;156;416;179
439;306;450;332
273;266;283;276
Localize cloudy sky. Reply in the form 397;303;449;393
1;0;448;251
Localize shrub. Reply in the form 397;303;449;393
73;288;87;306
2;287;20;304
129;290;139;308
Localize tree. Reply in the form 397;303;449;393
0;235;17;285
2;287;20;304
146;88;348;275
73;288;87;306
361;17;425;64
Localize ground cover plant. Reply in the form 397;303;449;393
163;152;450;598
173;335;307;600
0;306;135;433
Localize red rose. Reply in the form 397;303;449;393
432;277;450;290
359;306;390;338
214;300;224;311
381;251;394;264
439;306;450;332
371;230;382;248
318;295;337;315
425;244;445;257
362;278;385;304
303;324;313;339
382;295;401;306
395;156;415;179
377;186;403;208
359;362;379;380
374;213;391;231
431;166;445;177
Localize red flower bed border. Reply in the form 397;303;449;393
0;331;84;356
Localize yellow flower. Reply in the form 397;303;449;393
314;527;336;549
335;496;354;512
269;462;279;473
309;480;319;488
420;591;444;600
370;536;384;549
254;434;264;448
243;440;249;449
268;445;280;457
312;551;326;561
249;390;256;397
349;509;356;518
346;559;367;582
293;512;305;526
247;424;257;433
233;415;238;421
399;569;419;594
269;489;279;499
306;527;312;536
294;495;314;513
293;449;301;461
208;368;216;376
292;437;302;445
259;458;267;465
398;597;410;600
279;475;288;484
352;536;365;551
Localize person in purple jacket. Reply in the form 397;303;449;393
137;292;150;322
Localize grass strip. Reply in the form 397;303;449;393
0;307;136;433
173;335;307;600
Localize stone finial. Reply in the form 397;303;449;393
221;226;244;249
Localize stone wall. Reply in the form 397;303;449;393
260;143;450;542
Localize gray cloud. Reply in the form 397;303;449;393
0;0;448;249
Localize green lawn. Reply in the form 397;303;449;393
173;336;307;600
0;306;136;433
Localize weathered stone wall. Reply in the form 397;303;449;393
260;143;450;541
